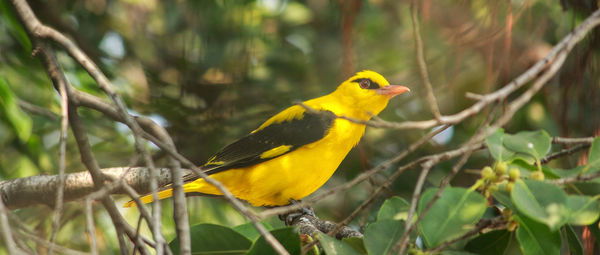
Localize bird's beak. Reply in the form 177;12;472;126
376;85;410;97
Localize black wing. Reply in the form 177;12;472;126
182;109;336;183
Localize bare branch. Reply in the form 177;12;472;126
553;136;597;145
49;33;70;255
0;167;181;209
395;141;478;255
13;222;88;255
85;199;98;255
17;99;59;120
410;1;442;119
541;144;590;164
325;8;600;131
426;216;506;253
402;163;432;237
550;171;600;185
135;128;291;255
0;195;20;254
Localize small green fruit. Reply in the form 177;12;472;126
509;168;520;181
506;182;515;193
489;185;499;193
481;166;494;179
495;161;507;176
530;171;545;181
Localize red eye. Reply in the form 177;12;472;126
359;79;370;89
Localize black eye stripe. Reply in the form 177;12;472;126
352;78;380;90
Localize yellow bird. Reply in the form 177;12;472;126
124;70;409;207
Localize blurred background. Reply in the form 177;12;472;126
0;0;599;253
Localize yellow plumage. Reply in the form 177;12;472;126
124;70;408;207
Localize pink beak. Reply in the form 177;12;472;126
376;85;410;97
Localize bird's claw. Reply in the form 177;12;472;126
278;200;316;226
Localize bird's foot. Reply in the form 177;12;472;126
278;199;316;226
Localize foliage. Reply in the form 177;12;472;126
168;131;600;255
162;130;600;255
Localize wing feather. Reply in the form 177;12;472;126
182;107;336;183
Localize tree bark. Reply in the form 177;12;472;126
0;167;190;209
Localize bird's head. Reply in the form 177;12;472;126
333;70;410;117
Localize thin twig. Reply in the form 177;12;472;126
328;125;451;233
133;129;291;255
553;136;597;145
426;216;505;253
49;40;70;255
393;9;600;253
313;8;600;131
85;199;98;255
73;89;191;253
549;171;600;185
403;163;432;235
69;100;151;255
16;0;171;251
0;194;20;254
411;1;442;119
17;99;58;120
541;144;590;164
299;125;454;253
13;227;87;255
395;142;477;254
260;139;485;219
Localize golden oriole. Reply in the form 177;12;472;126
124;70;409;207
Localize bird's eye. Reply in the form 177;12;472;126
359;79;371;89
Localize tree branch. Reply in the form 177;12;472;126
411;0;442;119
0;167;182;209
0;194;20;254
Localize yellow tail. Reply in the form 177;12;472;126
123;188;174;208
123;182;215;207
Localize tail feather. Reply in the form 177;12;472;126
123;188;174;208
123;182;211;207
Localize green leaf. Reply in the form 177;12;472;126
246;227;300;255
491;184;516;210
169;223;252;255
563;225;583;255
566;195;600;225
580;137;600;174
481;206;501;220
440;251;478;255
514;214;560;255
511;180;568;231
503;130;551;162
464;230;511;255
0;77;32;142
0;0;32;51
506;160;568;179
542;166;579;179
233;222;273;241
485;128;515;161
363;219;404;255
317;233;362;255
572;181;600;196
418;187;487;247
508;158;538;173
377;196;410;221
589;137;600;169
342;237;367;255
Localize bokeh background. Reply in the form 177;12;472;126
1;0;599;253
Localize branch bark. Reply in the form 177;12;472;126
0;167;182;209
